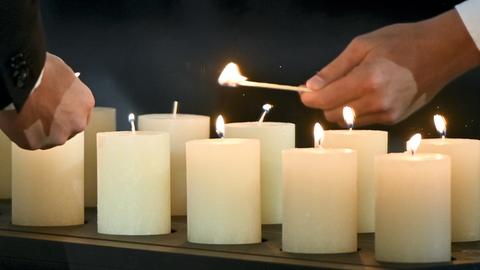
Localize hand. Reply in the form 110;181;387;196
0;53;95;149
301;9;480;127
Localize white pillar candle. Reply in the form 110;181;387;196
84;107;116;207
418;138;480;242
12;133;84;226
282;123;357;253
186;115;261;244
138;113;209;216
97;131;171;235
375;134;451;263
225;121;295;224
0;131;11;199
323;130;387;233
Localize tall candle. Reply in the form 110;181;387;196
84;107;116;207
97;115;171;235
0;131;11;199
323;107;387;233
283;123;357;254
417;114;480;242
375;134;451;263
12;133;84;226
186;115;261;244
138;111;209;216
225;117;294;224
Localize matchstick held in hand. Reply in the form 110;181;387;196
218;62;311;93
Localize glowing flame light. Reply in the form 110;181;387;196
433;114;447;138
258;103;273;123
216;115;225;138
128;113;136;132
406;133;422;155
314;122;324;148
343;106;356;130
218;62;248;87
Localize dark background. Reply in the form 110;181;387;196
40;0;480;151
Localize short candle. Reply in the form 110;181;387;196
418;114;480;242
323;106;388;233
97;114;171;235
138;102;209;216
186;115;261;244
12;133;84;226
225;104;295;224
0;131;11;199
282;122;357;254
375;134;451;263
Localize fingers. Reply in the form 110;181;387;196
301;65;370;110
306;36;370;91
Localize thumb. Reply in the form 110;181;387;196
307;36;369;91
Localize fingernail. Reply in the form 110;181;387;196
306;75;326;90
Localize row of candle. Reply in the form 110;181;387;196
1;104;479;264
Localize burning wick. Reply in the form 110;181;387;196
258;103;273;123
172;101;179;118
218;62;311;93
74;72;81;77
343;106;355;131
314;122;324;149
406;133;422;156
129;113;136;132
433;114;447;140
216;115;225;139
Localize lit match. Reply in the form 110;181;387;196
218;62;311;93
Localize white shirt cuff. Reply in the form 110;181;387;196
456;0;480;50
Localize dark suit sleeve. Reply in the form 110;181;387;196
0;0;46;111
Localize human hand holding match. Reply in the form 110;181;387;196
218;62;311;93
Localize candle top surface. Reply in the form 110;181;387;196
421;138;480;146
378;152;448;162
226;122;294;128
283;147;355;155
97;131;169;137
93;107;116;112
324;129;387;135
188;138;259;145
138;113;209;120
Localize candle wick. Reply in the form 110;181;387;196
128;113;136;133
172;101;179;118
130;120;136;133
258;111;267;124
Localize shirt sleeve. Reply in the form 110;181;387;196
456;0;480;50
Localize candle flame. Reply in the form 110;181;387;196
433;114;447;138
343;106;355;130
314;122;324;148
258;103;273;123
74;72;81;77
218;62;248;87
128;113;136;132
216;115;225;138
406;133;422;155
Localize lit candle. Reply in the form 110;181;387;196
375;134;451;263
418;114;480;242
84;107;116;207
323;106;388;233
97;114;171;235
0;132;11;199
138;101;210;216
225;104;295;224
12;133;84;226
282;123;357;254
186;115;261;244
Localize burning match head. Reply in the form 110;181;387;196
218;62;248;87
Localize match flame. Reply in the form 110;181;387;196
433;114;447;138
314;122;324;148
343;106;355;130
216;115;225;138
406;133;422;155
218;62;248;87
